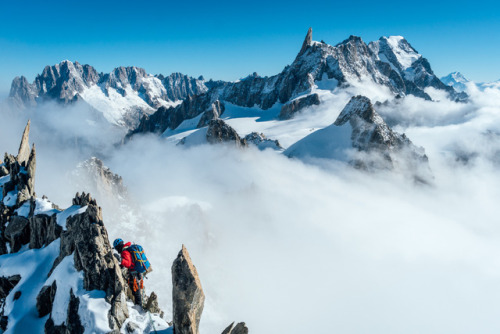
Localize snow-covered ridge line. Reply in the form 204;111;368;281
126;27;466;141
8;61;208;128
0;121;248;333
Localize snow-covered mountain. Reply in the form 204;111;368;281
441;71;500;93
127;28;466;140
8;61;208;128
285;95;431;182
440;71;470;92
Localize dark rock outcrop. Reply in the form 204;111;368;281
126;95;225;140
4;216;30;253
0;275;21;299
279;93;320;120
197;100;224;128
206;119;247;147
222;322;249;334
17;120;31;165
29;213;62;249
172;245;205;334
50;192;129;330
36;281;57;317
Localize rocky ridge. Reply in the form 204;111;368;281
9;61;208;128
126;27;465;139
285;95;432;182
0;122;247;333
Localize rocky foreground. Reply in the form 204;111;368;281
0;121;247;333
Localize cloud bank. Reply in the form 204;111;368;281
1;88;500;333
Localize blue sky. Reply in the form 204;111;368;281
0;0;499;95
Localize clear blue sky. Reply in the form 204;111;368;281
0;0;499;96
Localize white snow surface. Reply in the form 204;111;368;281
56;205;88;229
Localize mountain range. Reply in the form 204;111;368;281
9;28;465;132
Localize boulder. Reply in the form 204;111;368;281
36;281;57;317
172;245;205;334
4;216;30;252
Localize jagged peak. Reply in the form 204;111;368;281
297;27;313;57
17;120;31;165
336;35;365;47
334;96;374;126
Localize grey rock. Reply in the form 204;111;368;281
126;321;140;333
144;291;162;314
0;275;21;299
206;119;247;147
172;245;205;334
126;94;223;140
298;27;313;57
279;93;320;120
9;61;208;129
244;132;283;150
36;281;57;317
17;120;30;166
4;216;30;253
29;214;62;249
222;322;249;334
197;100;224;128
50;192;128;330
157;72;208;102
336;96;432;181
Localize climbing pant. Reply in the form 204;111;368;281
128;272;144;307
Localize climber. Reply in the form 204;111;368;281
113;238;152;307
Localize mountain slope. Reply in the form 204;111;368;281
285;95;431;182
127;28;465;139
8;61;208;128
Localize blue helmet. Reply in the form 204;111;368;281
113;238;124;249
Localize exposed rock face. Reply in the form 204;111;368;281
197;100;224;128
222;322;249;334
126;95;225;140
206;119;247;147
128;28;463;139
36;281;57;317
298;27;313;57
29;213;62;249
158;72;209;102
9;61;208;128
337;96;432;180
4;216;30;253
172;245;205;334
17;120;31;165
244;132;283;150
279;93;320;120
0;275;21;299
50;192;129;329
285;95;432;182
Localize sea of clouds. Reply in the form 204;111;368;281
1;85;500;333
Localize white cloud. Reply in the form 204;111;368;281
1;87;500;333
